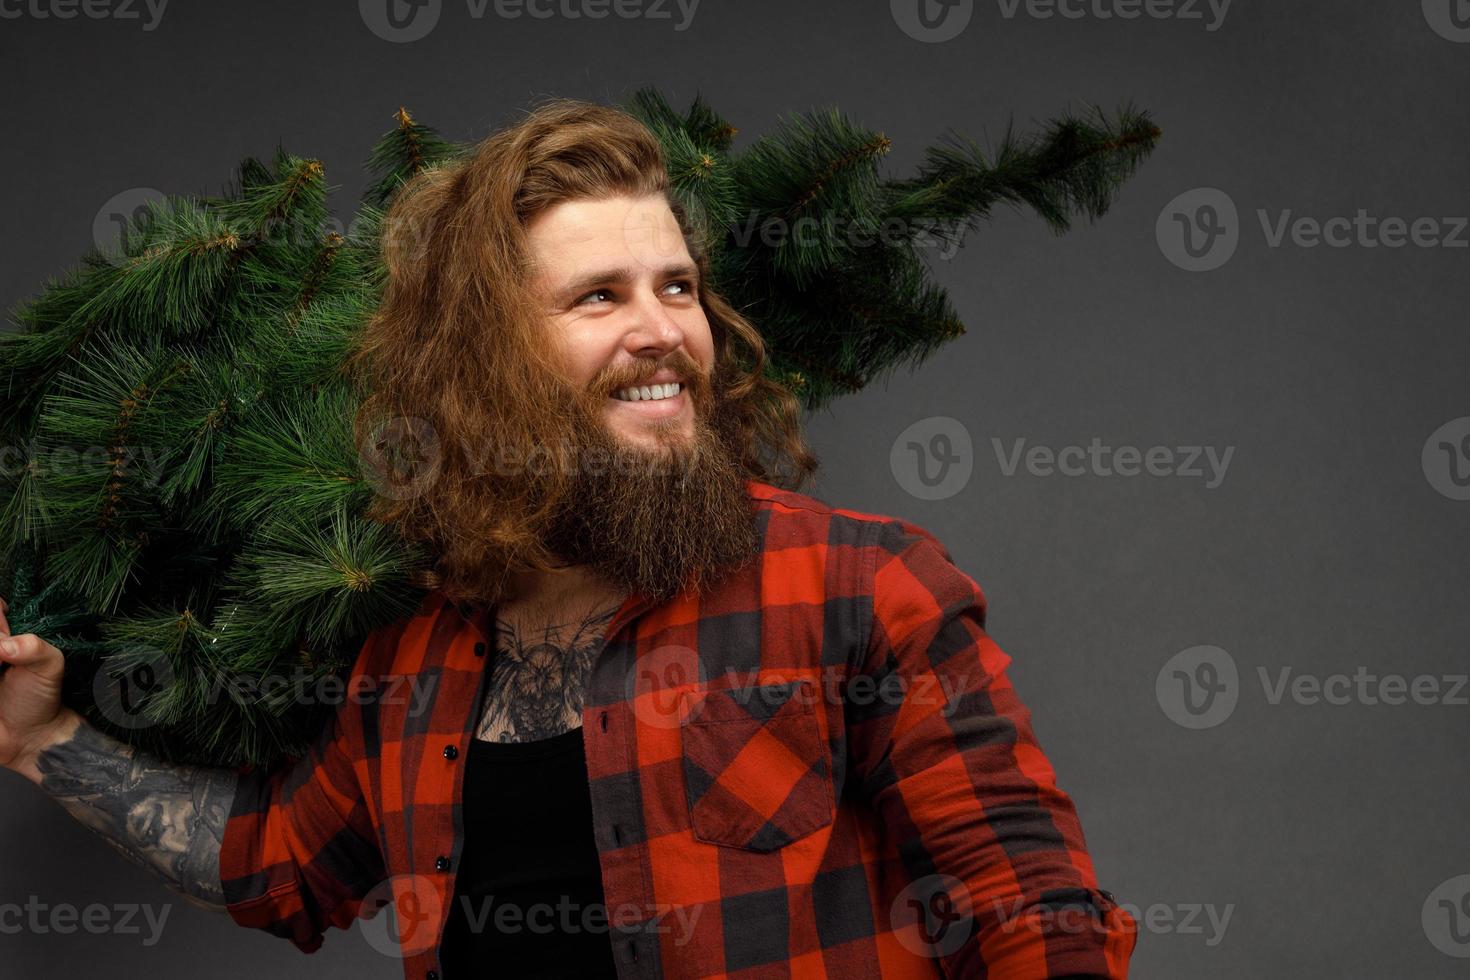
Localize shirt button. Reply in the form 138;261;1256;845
435;856;450;872
443;744;458;760
473;641;486;657
427;972;439;980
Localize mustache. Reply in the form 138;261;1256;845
591;351;705;397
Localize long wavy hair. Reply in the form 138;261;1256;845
344;97;819;606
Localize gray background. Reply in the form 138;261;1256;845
3;1;1468;977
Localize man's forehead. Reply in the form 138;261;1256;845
531;194;673;237
527;197;692;283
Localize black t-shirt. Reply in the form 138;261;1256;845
438;726;619;978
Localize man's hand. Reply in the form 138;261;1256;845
0;595;78;777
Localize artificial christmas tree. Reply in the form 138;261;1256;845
0;89;1159;768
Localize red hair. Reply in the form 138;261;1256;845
344;98;818;605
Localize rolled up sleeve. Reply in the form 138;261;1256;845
218;633;388;954
849;519;1137;979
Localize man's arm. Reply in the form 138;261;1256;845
3;598;389;952
848;518;1137;979
9;706;237;913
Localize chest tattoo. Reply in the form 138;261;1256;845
473;601;623;743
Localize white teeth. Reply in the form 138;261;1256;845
614;382;681;402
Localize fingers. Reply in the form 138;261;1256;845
0;633;64;682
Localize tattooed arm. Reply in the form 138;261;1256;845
1;598;234;914
15;709;236;913
9;707;235;912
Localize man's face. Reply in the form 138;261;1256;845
526;192;716;456
517;192;759;603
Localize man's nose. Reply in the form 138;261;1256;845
623;290;686;353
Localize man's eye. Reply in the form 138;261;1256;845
665;279;696;296
576;288;613;306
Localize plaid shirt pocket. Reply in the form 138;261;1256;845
680;679;835;852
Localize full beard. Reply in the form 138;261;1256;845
539;368;761;604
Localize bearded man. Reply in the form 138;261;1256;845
0;98;1136;980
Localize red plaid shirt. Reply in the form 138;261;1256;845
220;480;1136;979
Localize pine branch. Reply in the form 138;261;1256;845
882;102;1162;239
364;106;462;209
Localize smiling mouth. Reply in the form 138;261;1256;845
606;384;688;423
610;381;684;402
